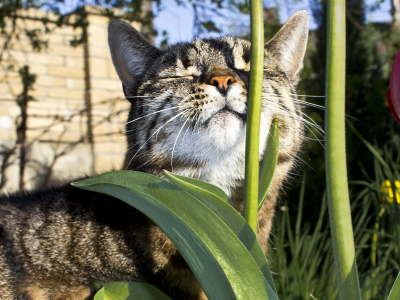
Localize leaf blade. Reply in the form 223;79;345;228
163;171;232;206
73;171;270;300
387;272;400;300
94;287;105;300
258;118;279;211
164;170;278;296
93;281;173;300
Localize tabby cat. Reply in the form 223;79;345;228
0;10;309;300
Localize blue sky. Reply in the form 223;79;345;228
153;0;393;46
59;0;394;47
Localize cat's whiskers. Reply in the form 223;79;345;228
291;94;325;98
91;107;181;145
300;135;325;142
270;97;326;142
125;95;156;98
287;169;302;178
280;145;314;171
275;96;327;142
183;113;194;141
289;94;359;121
191;111;199;130
261;98;323;136
266;92;324;106
122;106;179;128
263;96;325;135
290;97;326;111
179;83;205;132
171;108;194;171
125;109;190;170
262;99;325;148
201;144;215;157
301;124;325;148
180;83;195;100
192;111;202;133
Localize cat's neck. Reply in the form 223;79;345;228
130;143;246;211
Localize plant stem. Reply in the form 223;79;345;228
243;0;264;233
325;0;362;299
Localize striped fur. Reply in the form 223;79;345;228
0;11;309;300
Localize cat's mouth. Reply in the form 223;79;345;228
216;105;247;121
201;104;246;150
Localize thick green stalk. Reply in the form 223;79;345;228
325;0;362;299
243;0;264;233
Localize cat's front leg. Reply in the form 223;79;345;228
14;278;95;300
144;225;207;300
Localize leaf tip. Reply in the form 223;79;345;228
71;178;90;187
272;118;279;128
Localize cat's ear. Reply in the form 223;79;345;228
108;20;162;88
265;10;309;82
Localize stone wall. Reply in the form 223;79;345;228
0;7;140;193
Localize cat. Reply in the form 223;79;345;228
0;10;309;300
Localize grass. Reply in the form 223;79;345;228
269;139;400;300
270;175;337;300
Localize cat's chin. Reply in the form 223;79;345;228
206;110;245;150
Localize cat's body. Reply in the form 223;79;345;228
0;11;309;300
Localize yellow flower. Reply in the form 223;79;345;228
380;180;400;204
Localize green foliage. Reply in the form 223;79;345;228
269;167;400;299
268;129;400;300
263;8;281;41
73;171;275;300
387;273;400;300
325;0;361;298
287;0;400;235
283;3;400;296
93;282;173;300
243;0;264;233
346;123;400;299
163;170;233;206
258;118;279;211
72;112;281;300
163;170;277;294
270;180;338;300
6;0;399;298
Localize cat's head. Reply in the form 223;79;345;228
108;11;309;195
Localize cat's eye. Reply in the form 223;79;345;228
158;76;196;81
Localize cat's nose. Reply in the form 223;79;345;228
209;75;235;92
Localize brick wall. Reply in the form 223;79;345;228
0;7;141;193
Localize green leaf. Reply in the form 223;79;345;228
258;118;279;211
243;0;265;234
93;281;173;300
163;171;233;206
73;171;270;300
163;170;278;297
94;287;105;300
326;2;362;297
388;272;400;300
347;120;392;177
